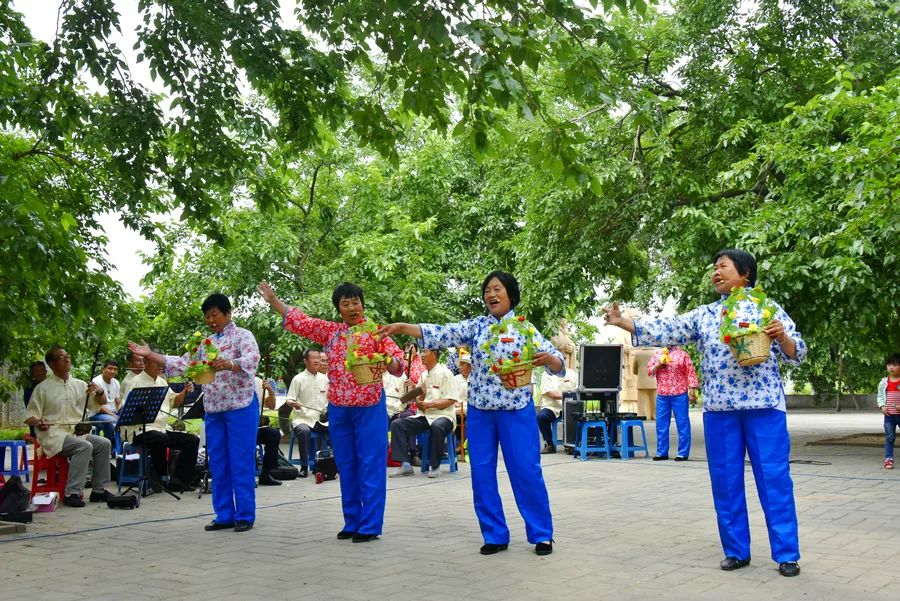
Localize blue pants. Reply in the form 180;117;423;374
704;409;799;563
536;408;558;448
329;394;387;536
205;398;259;525
92;412;117;445
656;392;691;458
467;403;553;545
884;414;900;458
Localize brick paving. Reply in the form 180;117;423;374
1;409;897;601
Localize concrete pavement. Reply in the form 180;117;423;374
1;409;897;601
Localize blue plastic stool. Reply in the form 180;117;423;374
419;431;458;473
288;429;326;469
573;420;612;461
550;415;562;449
617;419;649;460
0;440;30;482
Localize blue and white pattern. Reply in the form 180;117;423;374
633;292;806;412
420;310;565;411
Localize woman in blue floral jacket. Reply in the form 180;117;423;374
605;249;806;578
379;271;565;556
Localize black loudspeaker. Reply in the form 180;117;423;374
562;394;582;447
107;492;140;509
578;344;623;392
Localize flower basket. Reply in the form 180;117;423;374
720;285;779;368
497;361;533;390
728;331;771;367
349;360;388;385
190;369;217;385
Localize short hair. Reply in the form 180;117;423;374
481;271;521;310
126;350;140;362
103;359;119;368
332;282;365;310
201;293;232;315
29;361;45;371
422;348;445;363
303;348;318;361
886;353;900;366
44;346;66;364
713;249;758;287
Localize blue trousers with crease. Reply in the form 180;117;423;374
205;397;259;525
655;392;691;458
703;408;800;563
328;394;387;536
467;402;553;545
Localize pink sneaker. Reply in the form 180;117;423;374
884;458;894;470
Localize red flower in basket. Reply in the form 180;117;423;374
367;352;374;360
492;365;500;373
189;360;198;366
517;315;525;322
512;351;520;358
204;338;212;345
723;335;732;344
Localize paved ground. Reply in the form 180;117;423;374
1;409;897;601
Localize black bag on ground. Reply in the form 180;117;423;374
107;492;140;509
315;449;338;481
269;449;299;480
0;475;30;514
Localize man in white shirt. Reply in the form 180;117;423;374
91;359;121;445
122;350;144;391
24;347;112;507
537;368;578;453
124;356;199;492
286;349;328;477
390;349;459;478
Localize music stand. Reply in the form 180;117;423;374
116;386;180;500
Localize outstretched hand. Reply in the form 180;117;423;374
602;302;636;334
258;280;288;316
376;323;405;338
127;340;151;357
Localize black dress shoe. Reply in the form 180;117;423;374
720;557;751;571
62;494;85;508
352;533;379;543
234;521;253;532
204;520;235;531
674;456;688;462
89;490;110;503
258;473;282;486
652;455;669;461
299;468;309;478
479;543;509;555
778;561;800;577
337;530;356;540
535;541;553;556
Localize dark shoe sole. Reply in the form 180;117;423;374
352;534;379;543
674;456;688;462
535;542;553;555
337;530;356;540
234;521;253;532
652;456;669;461
779;562;801;577
480;543;509;555
720;558;751;571
204;521;235;531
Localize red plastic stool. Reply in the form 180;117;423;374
31;441;69;500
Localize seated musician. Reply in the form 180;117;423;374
537;367;578;454
286;349;329;478
24;346;112;507
255;376;282;486
123;356;200;493
390;348;459;479
453;349;471;447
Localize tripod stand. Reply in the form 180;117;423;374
181;396;209;498
116;386;180;500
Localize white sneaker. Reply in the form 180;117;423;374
427;467;440;479
390;465;414;478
